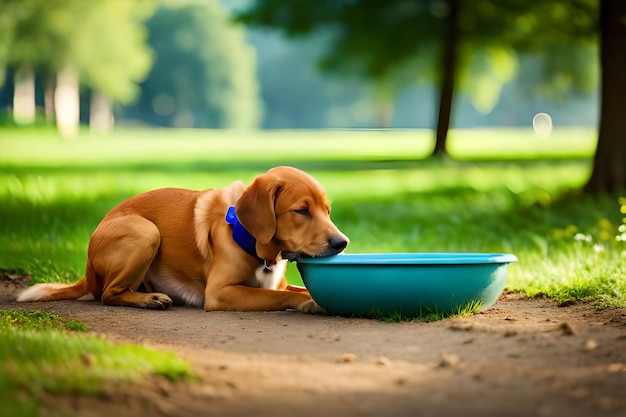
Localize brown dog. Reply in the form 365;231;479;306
17;166;349;313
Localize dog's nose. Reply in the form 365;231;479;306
328;235;349;252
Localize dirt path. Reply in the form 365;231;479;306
2;278;625;417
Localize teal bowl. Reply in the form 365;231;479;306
297;253;518;318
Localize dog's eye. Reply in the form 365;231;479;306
294;208;310;216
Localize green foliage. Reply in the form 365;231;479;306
0;308;193;416
65;0;156;103
0;0;59;67
0;0;156;102
459;47;518;114
237;0;598;113
122;1;262;128
516;45;599;101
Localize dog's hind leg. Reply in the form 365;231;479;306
89;214;173;309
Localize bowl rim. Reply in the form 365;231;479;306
297;252;518;265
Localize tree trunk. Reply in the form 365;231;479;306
43;73;56;124
376;102;394;129
54;67;80;138
584;0;626;193
90;91;113;133
13;67;36;125
432;0;460;157
374;80;394;129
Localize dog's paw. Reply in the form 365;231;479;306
297;299;326;314
143;293;173;310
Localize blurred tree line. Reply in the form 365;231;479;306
119;1;261;129
0;0;155;134
237;0;625;192
247;30;597;129
0;0;260;133
1;0;597;134
238;0;598;150
1;0;623;192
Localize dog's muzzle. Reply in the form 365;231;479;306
281;234;349;262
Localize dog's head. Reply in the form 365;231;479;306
236;166;349;261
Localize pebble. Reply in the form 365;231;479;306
439;353;462;368
559;322;575;335
584;339;598;351
376;356;392;367
338;353;357;363
80;353;96;367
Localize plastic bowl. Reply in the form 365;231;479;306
297;253;518;318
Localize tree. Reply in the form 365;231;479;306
0;0;57;124
584;0;626;193
61;0;155;133
239;0;625;194
0;0;155;134
434;0;460;156
120;1;261;129
236;0;529;155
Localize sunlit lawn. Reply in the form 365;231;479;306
0;126;624;307
0;308;193;416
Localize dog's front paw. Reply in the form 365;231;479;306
297;299;326;314
143;293;173;310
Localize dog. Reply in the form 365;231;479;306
17;166;349;313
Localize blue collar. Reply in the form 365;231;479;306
226;206;263;263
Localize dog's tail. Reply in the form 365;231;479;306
17;276;92;302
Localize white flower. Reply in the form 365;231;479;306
574;233;592;242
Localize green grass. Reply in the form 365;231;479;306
0;309;193;416
369;300;484;323
1;126;624;309
0;125;594;166
0;309;88;332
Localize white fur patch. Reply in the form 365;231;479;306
17;283;69;302
255;259;287;290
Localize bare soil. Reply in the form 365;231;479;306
1;275;625;417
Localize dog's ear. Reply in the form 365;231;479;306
236;174;280;245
